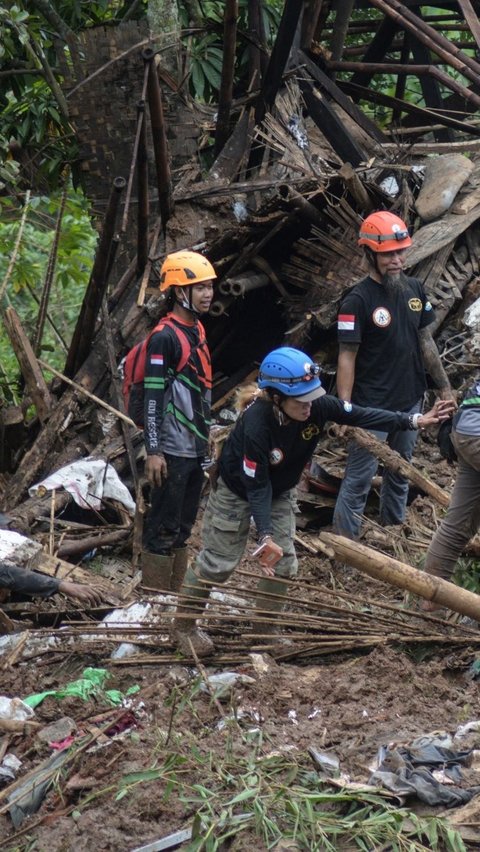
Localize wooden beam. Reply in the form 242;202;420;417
339;80;480;137
368;0;480;88
327;61;480;111
299;50;386;143
299;78;367;167
456;0;480;52
349;16;399;89
254;0;304;126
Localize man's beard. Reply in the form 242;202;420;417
381;269;408;294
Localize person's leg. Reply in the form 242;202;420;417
143;454;191;555
255;491;298;634
173;458;205;549
172;478;251;655
171;458;205;591
332;438;383;538
380;400;421;526
425;436;480;583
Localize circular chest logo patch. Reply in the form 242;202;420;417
408;298;422;312
372;307;391;327
269;448;284;465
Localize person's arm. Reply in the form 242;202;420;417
0;561;103;606
418;327;456;403
0;561;60;597
318;395;454;432
336;343;359;401
144;329;178;486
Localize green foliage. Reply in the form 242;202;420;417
453;557;480;595
180;0;282;103
0;184;97;402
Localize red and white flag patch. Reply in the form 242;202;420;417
150;354;164;366
338;314;355;331
243;457;257;478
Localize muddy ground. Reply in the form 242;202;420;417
2;438;480;851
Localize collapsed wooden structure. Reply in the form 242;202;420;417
1;1;480;634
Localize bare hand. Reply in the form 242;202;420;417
145;453;168;487
419;399;456;428
58;580;104;607
252;538;283;577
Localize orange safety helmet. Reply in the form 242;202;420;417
159;250;216;291
358;211;412;253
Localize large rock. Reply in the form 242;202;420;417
415;154;475;222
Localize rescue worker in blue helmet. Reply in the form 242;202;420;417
171;346;454;656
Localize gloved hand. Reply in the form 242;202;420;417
252;535;283;576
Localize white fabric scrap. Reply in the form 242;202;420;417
29;459;135;514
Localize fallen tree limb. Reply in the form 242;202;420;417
341;426;450;508
320;531;480;621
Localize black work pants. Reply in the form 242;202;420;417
143;454;205;555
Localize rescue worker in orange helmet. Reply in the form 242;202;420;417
333;211;456;540
140;250;216;591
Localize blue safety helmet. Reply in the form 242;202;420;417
258;347;325;401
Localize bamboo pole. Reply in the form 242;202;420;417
320;531;480;622
368;0;480;86
136;100;149;275
144;48;173;230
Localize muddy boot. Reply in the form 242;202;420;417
141;551;173;590
171;566;214;657
171;547;189;593
253;577;294;647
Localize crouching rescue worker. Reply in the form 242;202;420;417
171;346;454;656
139;250;215;591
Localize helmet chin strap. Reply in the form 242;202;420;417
175;287;201;316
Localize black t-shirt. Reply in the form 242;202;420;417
219;396;412;537
337;275;435;411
